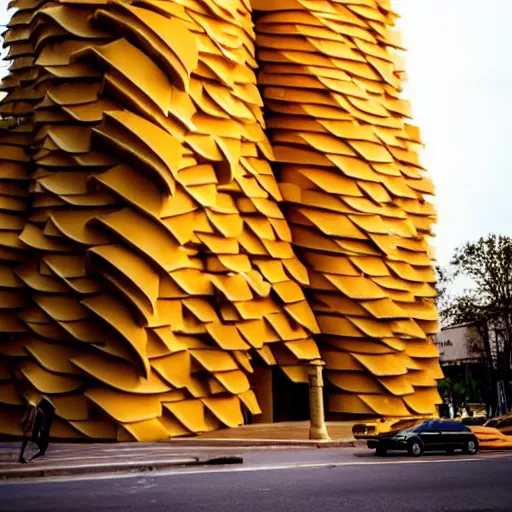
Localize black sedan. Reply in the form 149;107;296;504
367;419;479;457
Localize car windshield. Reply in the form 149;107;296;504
413;421;433;432
412;420;469;433
391;419;423;431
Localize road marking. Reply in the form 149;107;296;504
2;454;507;486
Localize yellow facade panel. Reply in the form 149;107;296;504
206;323;251;351
151;351;191;389
326;275;387;300
284;299;326;334
329;393;376;415
284;338;321;360
403;388;442;415
327;371;383;394
406;369;439;388
202;396;244;428
85;388;163;423
213;370;251;394
51;394;90;421
326;336;397;355
72;353;171;394
377;375;415;396
0;382;24;406
280;365;309;384
21;361;83;394
68;419;118;440
352;353;407;377
190;349;239;373
360;394;412;417
164;399;207;433
317;315;365;338
26;339;82;375
122;417;174;442
322;350;364;371
403;340;442;359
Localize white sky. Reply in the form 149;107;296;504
395;0;512;264
1;1;511;266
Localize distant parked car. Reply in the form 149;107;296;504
461;416;487;426
484;414;512;435
367;419;479;457
499;416;512;435
352;417;429;440
460;404;487;425
484;416;503;428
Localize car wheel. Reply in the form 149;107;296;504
407;439;424;457
464;439;478;455
376;446;387;457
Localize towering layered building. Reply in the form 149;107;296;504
0;0;441;441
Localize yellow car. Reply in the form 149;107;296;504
469;424;512;449
352;417;433;440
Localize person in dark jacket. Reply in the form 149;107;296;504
19;403;37;463
19;398;55;463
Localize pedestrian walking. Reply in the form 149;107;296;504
19;397;55;463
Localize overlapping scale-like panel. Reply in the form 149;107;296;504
0;0;321;440
253;0;442;417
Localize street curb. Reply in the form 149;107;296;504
166;439;363;449
0;456;244;480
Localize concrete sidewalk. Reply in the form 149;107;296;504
0;421;358;479
0;442;243;480
189;421;358;447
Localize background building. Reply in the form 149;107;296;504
434;323;509;416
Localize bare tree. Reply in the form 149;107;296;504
435;264;453;318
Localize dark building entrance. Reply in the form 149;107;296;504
272;367;310;422
251;364;310;424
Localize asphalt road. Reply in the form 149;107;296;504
2;448;512;512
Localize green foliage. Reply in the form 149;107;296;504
442;234;512;326
451;234;512;312
452;381;467;398
441;234;512;410
437;377;473;407
438;378;452;392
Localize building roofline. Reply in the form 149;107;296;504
440;321;478;332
